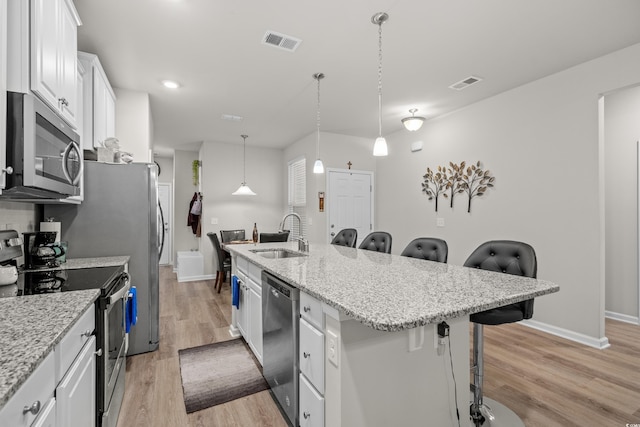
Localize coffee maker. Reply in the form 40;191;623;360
22;232;62;269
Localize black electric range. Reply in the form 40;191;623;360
0;265;124;298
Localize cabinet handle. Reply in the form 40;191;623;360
303;411;311;419
95;349;103;357
1;166;13;175
23;400;41;415
303;352;310;358
58;97;69;107
303;306;311;313
81;329;93;337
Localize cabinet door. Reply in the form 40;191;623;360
237;279;248;338
31;397;56;427
57;0;77;126
248;285;263;364
105;88;115;140
300;318;324;394
31;0;61;110
93;70;107;147
299;374;324;427
1;0;7;191
56;335;96;427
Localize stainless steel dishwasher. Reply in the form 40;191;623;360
262;271;299;427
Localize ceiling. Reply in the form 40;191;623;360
74;0;640;156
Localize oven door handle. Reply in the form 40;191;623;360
109;273;131;305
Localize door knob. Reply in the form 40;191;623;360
331;232;335;237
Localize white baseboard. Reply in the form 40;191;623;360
605;310;639;325
521;319;611;350
177;274;215;283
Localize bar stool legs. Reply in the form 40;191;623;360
471;324;494;425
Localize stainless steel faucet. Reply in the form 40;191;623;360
279;212;308;252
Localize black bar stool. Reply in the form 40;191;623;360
330;228;358;248
358;231;392;253
400;237;448;263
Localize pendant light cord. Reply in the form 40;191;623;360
241;135;247;184
317;76;321;158
377;21;383;137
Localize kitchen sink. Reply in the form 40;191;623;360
250;248;307;259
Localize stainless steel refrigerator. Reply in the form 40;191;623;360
45;161;163;355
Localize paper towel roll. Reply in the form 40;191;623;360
40;222;61;243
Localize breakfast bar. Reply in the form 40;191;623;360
226;242;559;427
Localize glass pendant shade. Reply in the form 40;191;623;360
232;183;256;196
373;137;388;156
402;108;425;131
313;159;325;173
232;134;256;196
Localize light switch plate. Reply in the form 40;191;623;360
436;217;445;227
211;218;218;225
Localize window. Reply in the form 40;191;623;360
287;157;307;240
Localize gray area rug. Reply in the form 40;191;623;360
178;339;268;413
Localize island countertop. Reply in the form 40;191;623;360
226;242;560;332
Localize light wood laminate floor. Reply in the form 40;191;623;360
117;266;640;427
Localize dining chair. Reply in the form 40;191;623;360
330;228;358;248
207;232;231;293
259;231;290;243
358;231;392;254
400;238;448;263
464;240;537;426
220;229;246;243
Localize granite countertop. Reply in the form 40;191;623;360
0;290;100;409
22;255;130;272
0;256;128;410
227;242;560;332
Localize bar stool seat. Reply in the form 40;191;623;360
464;240;536;426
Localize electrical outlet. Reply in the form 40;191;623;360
436;217;445;227
327;330;339;367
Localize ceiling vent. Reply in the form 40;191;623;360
221;114;243;122
449;76;483;91
262;30;302;52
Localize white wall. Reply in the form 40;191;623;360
114;88;152;163
376;42;640;343
173;150;200;262
604;85;640;320
199;141;284;276
283;132;376;244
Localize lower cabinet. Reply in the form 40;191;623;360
299;374;324;427
0;305;96;427
56;335;96;427
299;292;325;426
234;257;263;365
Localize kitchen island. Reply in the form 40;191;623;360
226;242;559;427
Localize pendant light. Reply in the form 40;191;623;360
313;72;325;174
402;108;425;131
232;134;257;196
372;12;389;157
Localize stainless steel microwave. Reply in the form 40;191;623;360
2;92;83;200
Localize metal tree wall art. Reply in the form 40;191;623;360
422;161;495;212
460;161;495;212
444;161;465;208
422;166;447;212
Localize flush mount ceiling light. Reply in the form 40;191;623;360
401;109;425;131
232;135;257;196
161;80;180;89
313;72;325;174
372;12;389;157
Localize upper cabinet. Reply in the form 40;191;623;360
1;0;8;192
7;0;81;129
31;0;81;128
78;52;116;150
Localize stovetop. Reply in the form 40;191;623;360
1;265;124;298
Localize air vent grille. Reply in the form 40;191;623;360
449;76;483;91
262;30;302;52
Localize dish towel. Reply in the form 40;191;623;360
126;286;138;333
232;275;239;308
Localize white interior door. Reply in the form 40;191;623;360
158;183;172;265
327;169;373;247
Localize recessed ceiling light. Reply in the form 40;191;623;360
221;114;244;122
162;80;180;89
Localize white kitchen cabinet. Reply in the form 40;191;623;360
56;335;96;427
233;257;263;365
78;52;116;150
0;305;96;427
299;317;324;394
31;0;81;128
299;374;324;427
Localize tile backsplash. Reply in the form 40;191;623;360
0;202;37;235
